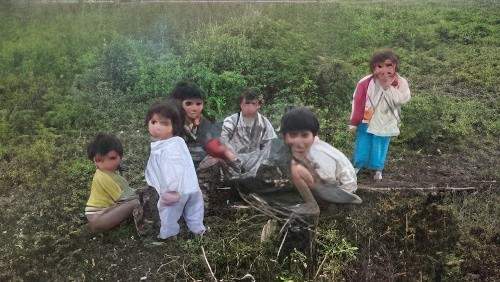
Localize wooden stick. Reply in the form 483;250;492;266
182;261;196;282
234;274;255;282
201;245;217;282
314;252;329;280
357;186;479;192
276;228;289;259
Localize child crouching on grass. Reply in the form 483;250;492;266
144;102;206;240
220;88;277;178
349;49;411;180
281;107;361;215
85;133;140;233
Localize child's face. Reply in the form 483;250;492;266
373;59;397;79
284;130;315;158
95;150;121;172
182;98;203;122
148;113;174;140
240;98;261;117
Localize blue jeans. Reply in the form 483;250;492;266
353;123;391;171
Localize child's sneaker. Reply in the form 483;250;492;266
157;235;177;241
373;171;383;181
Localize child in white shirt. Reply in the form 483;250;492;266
144;102;205;239
281;107;361;215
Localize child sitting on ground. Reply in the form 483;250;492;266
144;102;206;239
85;133;140;233
169;81;239;176
170;81;215;168
349;49;411;180
281;107;361;215
220;88;277;177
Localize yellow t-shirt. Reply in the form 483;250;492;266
85;169;135;215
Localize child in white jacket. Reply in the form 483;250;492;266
145;102;205;239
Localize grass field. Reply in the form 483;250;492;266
0;1;498;280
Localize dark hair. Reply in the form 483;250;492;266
170;81;205;102
145;101;183;136
280;107;320;136
369;49;399;73
238;88;262;105
87;133;123;161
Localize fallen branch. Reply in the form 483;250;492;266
278;218;291;235
233;273;256;281
238;192;289;221
236;214;267;224
230;204;251;209
358;186;480;192
314;252;329;280
182;261;196;281
242;191;316;226
201;245;217;282
276;228;289;259
156;258;178;274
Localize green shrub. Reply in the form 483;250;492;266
185;66;247;119
315;228;358;279
0;3;499;280
8;109;41;135
184;15;315;105
134;53;185;100
70;83;145;132
0;110;12;158
62;158;95;188
398;94;497;150
100;38;140;92
314;57;356;110
185;29;253;74
0;126;57;191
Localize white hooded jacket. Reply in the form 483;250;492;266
145;136;200;196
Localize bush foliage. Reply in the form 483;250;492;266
0;1;498;281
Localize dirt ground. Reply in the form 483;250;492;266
0;144;498;281
365;141;499;190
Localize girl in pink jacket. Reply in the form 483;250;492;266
349;49;411;180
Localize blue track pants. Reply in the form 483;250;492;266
353;123;391;171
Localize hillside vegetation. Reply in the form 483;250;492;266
0;1;498;280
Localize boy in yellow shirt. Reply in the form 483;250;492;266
85;133;139;232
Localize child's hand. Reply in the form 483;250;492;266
223;147;237;162
391;76;399;87
375;68;397;90
348;125;357;133
160;191;180;206
205;138;228;159
378;74;393;90
193;117;201;127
